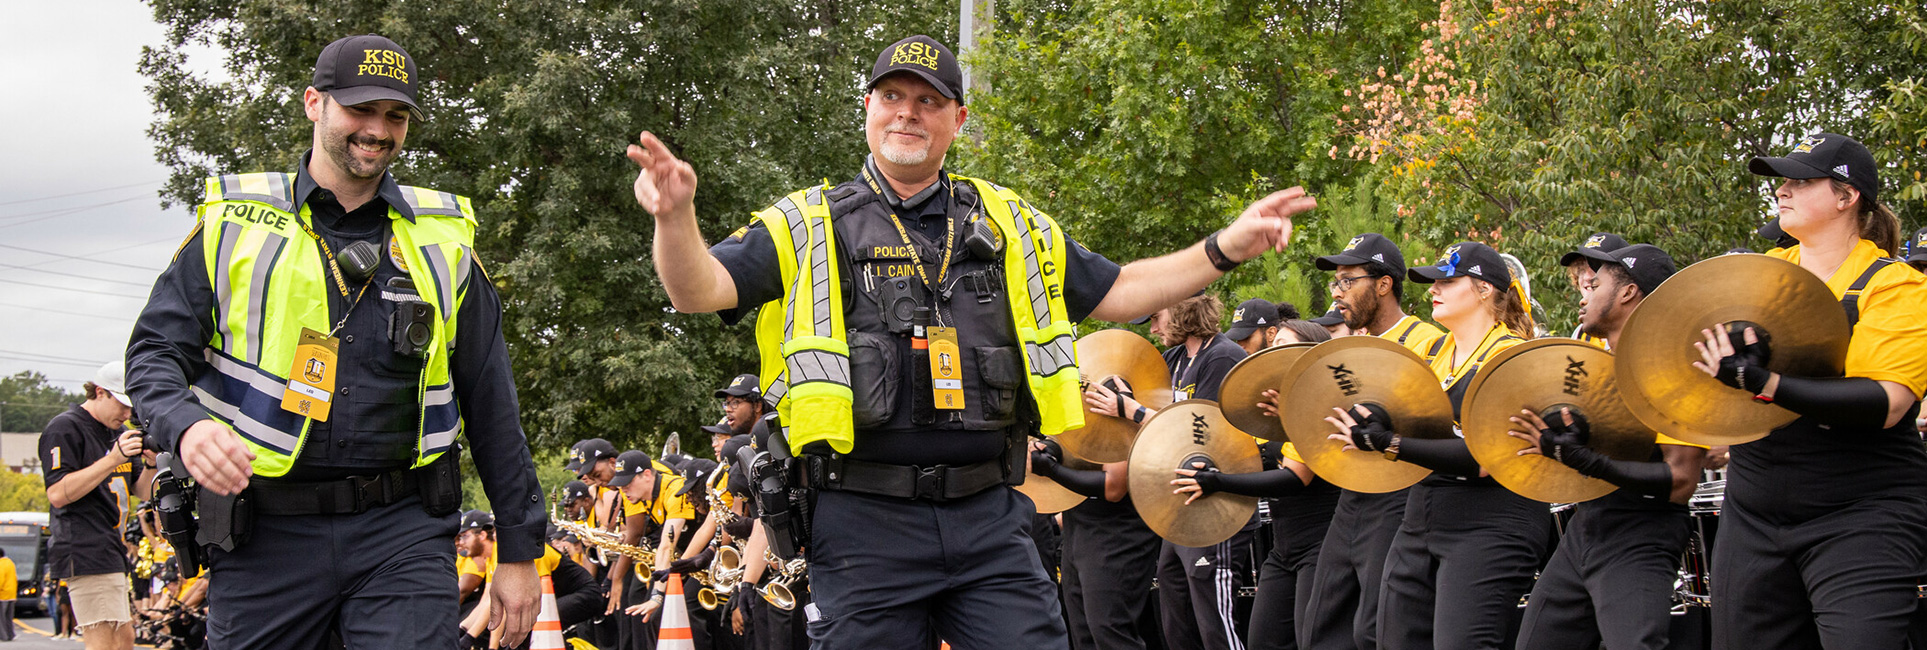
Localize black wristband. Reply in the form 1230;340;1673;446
1204;230;1240;271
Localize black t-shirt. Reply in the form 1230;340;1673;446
1163;334;1246;402
39;405;142;578
708;175;1121;327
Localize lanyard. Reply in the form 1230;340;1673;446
295;214;373;336
862;165;960;293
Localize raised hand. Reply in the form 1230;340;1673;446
625;131;698;221
1218;187;1318;262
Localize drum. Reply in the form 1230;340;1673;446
1676;479;1724;608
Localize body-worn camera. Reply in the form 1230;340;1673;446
389;297;435;357
874;275;927;335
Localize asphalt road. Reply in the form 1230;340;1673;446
8;617;83;648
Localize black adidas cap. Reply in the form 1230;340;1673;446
607;450;654;488
1410;241;1513;288
561;480;591;503
1755;218;1796;248
1907;227;1927;266
1316;233;1406;274
715;374;762;400
1310;304;1346;327
1559;232;1629;268
312;34;423;120
1749;132;1880;205
1593;244;1677;297
460;509;494;532
571;438;618;477
868;35;964;103
1226;299;1280;342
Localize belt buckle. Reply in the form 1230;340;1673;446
914;466;946;502
349;475;386;513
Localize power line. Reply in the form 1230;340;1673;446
0;277;147;300
0;355;102;369
0;196;150;225
0;241;169;273
0;302;133;322
0;180;164;207
0;348;107;365
0;261;155;288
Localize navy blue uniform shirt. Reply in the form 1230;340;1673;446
124;151;547;562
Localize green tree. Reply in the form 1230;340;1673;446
1338;0;1927;330
0;372;82;433
960;0;1440;323
141;0;956;453
0;471;49;514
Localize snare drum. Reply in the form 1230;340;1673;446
1688;480;1724;516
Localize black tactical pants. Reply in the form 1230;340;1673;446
1711;495;1927;650
805;487;1068;649
1376;481;1551;650
1248;490;1339;650
1061;500;1163;650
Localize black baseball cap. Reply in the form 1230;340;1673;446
607;450;654;488
1559;233;1629;267
701;417;733;436
1754;218;1797;249
1749;132;1881;205
719;435;752;469
1316;233;1406;273
572;438;618;476
1907;227;1927;265
1310;305;1346;327
1594;245;1677;296
312;34;423;120
561;480;591;503
868;35;964;103
675;459;719;498
460;509;494;532
1226;299;1280;342
1410;241;1513;288
716;374;762;400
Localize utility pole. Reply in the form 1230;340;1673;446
958;0;994;97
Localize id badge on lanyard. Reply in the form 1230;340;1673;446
280;328;339;421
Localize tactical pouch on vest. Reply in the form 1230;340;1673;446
195;488;253;553
846;332;900;429
417;444;463;516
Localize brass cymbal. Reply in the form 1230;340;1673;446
1058;329;1175;463
1016;448;1101;514
1220;343;1318;441
1617;254;1849;446
1461;339;1656;504
1279;336;1453;493
1127;400;1260;547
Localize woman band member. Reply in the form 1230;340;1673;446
1326;241;1552;650
1696;133;1927;649
1173;320;1339;650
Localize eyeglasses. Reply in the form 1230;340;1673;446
1327;274;1383;293
722;397;753;410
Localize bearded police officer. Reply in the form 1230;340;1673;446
124;34;544;649
626;34;1314;649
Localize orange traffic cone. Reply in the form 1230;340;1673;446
531;574;566;650
655;573;695;650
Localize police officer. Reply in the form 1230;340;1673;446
1297;233;1441;650
1510;244;1707;650
1697;133;1927;649
123;34;544;649
627;33;1314;649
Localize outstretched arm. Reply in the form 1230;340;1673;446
1090;187;1316;323
628;131;739;313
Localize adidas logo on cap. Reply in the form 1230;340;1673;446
1833;164;1850;177
1372;253;1386;262
1623;257;1637;267
1467;265;1482;275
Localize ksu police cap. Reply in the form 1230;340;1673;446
1315;233;1407;274
1749;132;1881;205
868;35;965;103
312;34;423;119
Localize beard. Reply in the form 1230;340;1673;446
319;116;398;180
1343;296;1378;330
878;127;934;167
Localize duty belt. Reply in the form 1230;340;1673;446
247;469;420;516
803;455;1005;502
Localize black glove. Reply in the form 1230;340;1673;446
1188;466;1224;496
1348;404;1395;453
1536;409;1592;465
1714;326;1772;393
1032;441;1107;499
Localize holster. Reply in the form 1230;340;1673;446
416;445;463;517
194;487;253;554
153;453;204;578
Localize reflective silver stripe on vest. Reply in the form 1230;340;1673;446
189;386;300;455
776;197;808;340
217;174;296;213
205;348;290;398
242;233;287;365
1005;199;1052;329
1022;199;1054;251
764;376;790;404
1025;333;1077;376
421;244;456;322
806;214;833;335
423;385;460;452
785;348;850;387
213;222;242;353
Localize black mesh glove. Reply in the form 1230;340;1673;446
1032;439;1107;498
1187;466;1224;496
1348;404;1396;453
1537;409;1592;466
1715;327;1772;393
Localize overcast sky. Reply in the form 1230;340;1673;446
0;1;203;395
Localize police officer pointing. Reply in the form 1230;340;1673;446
125;34;545;649
628;35;1314;649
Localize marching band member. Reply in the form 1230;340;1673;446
1327;241;1549;650
1698;133;1927;649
